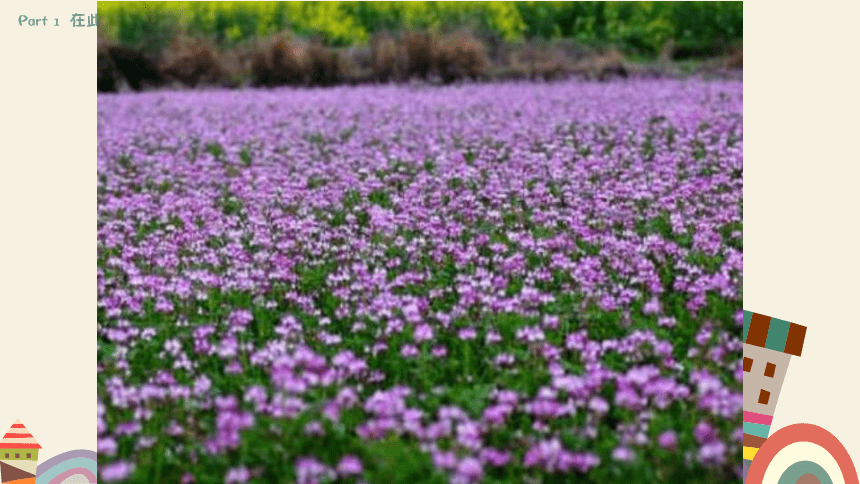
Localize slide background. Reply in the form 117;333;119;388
1;0;858;472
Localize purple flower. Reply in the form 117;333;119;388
303;421;325;436
542;315;560;329
193;375;212;396
166;421;185;437
337;455;363;476
98;436;118;456
295;457;336;484
135;436;157;450
642;298;661;315
523;438;587;473
458;327;477;341
588;397;609;415
414;324;434;343
516;326;545;343
658;430;678;450
479;447;512;467
612;446;635;462
452;457;484;484
224;466;250;484
697;440;727;466
225;360;244;374
228;309;253;331
694;421;717;444
456;420;483;450
163;338;182;356
433;450;458;470
114;421;142;436
400;344;419;358
100;461;136;482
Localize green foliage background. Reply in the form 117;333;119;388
98;1;741;57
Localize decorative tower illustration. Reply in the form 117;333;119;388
742;311;807;482
0;419;41;484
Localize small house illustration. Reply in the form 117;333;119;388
742;311;807;471
0;419;41;484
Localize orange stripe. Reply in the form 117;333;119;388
4;478;36;484
743;433;767;448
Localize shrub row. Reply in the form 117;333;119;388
101;30;604;92
98;29;740;92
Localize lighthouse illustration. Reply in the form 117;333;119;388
742;311;859;484
742;311;806;477
0;419;41;484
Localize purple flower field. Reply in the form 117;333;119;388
97;79;743;484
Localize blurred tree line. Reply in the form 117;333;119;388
98;1;741;58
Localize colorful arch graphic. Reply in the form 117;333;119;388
34;450;96;484
746;424;859;484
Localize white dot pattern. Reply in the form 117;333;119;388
59;474;92;484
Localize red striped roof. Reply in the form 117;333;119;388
0;420;41;449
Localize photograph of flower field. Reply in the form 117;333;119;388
97;3;743;483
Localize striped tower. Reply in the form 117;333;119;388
0;419;41;484
742;311;807;483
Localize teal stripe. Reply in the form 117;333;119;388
744;422;771;439
765;318;791;352
777;460;833;484
743;310;752;343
